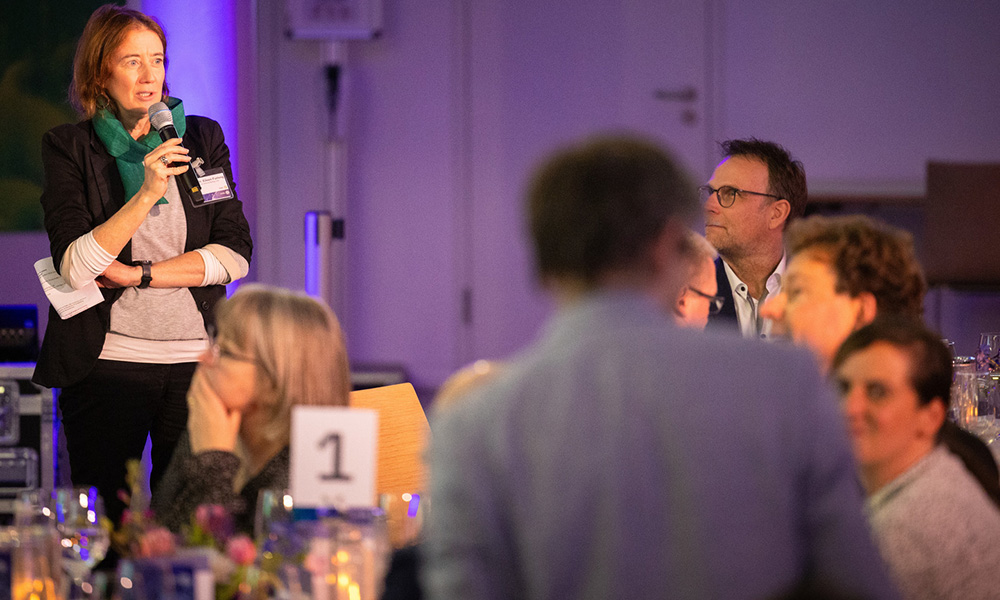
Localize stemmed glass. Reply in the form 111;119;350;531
379;492;427;549
18;487;110;599
973;376;998;441
982;375;1000;444
53;487;110;596
255;489;316;600
977;332;1000;373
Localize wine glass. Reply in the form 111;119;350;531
977;332;1000;373
984;374;1000;444
379;492;427;549
255;489;319;599
52;487;110;597
973;375;998;441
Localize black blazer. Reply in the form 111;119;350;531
33;116;253;388
705;257;738;332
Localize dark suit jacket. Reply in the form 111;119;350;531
33;116;252;388
705;257;738;333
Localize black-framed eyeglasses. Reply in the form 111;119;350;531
698;184;782;208
206;325;258;365
686;286;726;315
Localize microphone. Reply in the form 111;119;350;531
148;102;204;204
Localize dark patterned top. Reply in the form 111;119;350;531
151;431;289;535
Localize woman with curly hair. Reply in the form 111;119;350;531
760;214;1000;510
760;214;926;372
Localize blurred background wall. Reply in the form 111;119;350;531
2;0;999;390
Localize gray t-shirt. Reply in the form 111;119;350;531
109;178;205;343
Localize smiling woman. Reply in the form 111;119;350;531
831;317;1000;600
31;3;252;528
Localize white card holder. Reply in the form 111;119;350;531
290;406;378;510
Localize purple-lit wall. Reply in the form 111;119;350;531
3;0;999;390
141;1;240;185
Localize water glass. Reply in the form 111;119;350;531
255;491;391;600
15;487;109;599
255;489;325;600
52;487;109;573
951;372;978;428
320;508;390;600
953;356;976;381
982;374;1000;443
11;525;62;600
379;492;427;549
0;527;16;599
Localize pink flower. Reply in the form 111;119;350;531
138;527;176;557
225;535;256;566
194;504;232;539
303;551;327;575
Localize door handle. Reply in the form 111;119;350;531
654;87;697;102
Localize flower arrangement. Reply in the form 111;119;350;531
106;460;175;560
104;461;275;600
184;504;269;600
103;461;391;599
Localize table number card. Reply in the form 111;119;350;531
290;406;378;509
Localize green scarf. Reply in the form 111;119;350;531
93;97;187;206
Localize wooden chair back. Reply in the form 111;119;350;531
348;383;430;502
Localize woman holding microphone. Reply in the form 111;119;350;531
32;4;252;524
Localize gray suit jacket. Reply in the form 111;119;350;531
425;291;900;600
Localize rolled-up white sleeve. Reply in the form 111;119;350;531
196;243;250;286
60;231;116;290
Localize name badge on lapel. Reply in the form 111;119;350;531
189;158;234;206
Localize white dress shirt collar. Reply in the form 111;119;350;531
722;253;786;339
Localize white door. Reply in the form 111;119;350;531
460;0;712;363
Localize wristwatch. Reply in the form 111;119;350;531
138;260;152;289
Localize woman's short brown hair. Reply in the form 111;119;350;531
785;214;926;318
69;4;169;118
832;315;951;410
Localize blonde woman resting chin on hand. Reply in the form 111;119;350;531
152;284;351;533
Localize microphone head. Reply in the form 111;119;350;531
148;102;173;131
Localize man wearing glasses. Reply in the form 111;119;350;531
701;138;807;338
425;135;899;600
674;230;724;329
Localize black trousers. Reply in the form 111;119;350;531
59;360;195;525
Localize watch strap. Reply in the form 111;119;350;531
138;260;152;289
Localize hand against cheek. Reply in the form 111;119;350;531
96;260;139;289
187;369;243;454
